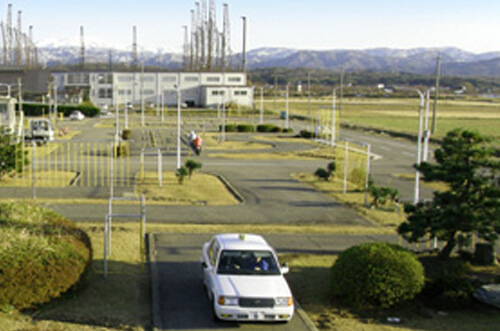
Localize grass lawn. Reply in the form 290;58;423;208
136;171;239;205
264;97;500;146
0;171;76;188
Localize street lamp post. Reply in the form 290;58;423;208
285;83;290;130
176;82;182;169
331;86;341;147
260;87;264;125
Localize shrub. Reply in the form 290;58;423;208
115;142;129;157
185;159;202;178
331;242;425;308
237;124;255;132
299;130;314;138
0;202;92;310
176;166;188;184
220;124;237;132
21;103;100;118
121;129;132;140
369;184;399;208
314;168;330;181
256;124;276;133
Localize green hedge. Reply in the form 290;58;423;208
0;202;92;310
20;103;100;118
331;242;425;308
237;124;255;132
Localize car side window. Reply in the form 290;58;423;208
207;239;215;266
207;239;219;267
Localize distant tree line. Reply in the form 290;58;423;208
248;67;500;96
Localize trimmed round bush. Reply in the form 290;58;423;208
257;124;276;133
237;124;255;132
0;202;92;310
331;242;424;308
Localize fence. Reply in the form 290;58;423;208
11;140;131;190
333;140;370;193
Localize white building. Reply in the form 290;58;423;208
51;71;254;109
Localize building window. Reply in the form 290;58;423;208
228;76;241;83
211;90;225;96
142;76;155;82
162;76;177;82
143;89;155;95
234;90;247;96
98;88;113;98
207;76;220;82
67;73;90;85
185;76;199;82
118;89;132;96
118;75;134;82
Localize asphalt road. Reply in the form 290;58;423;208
150;233;401;331
150;233;318;331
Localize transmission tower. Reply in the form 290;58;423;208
200;0;207;70
15;10;22;66
223;3;232;71
7;4;12;66
207;0;216;71
132;25;138;69
190;9;195;71
1;23;6;65
80;26;85;68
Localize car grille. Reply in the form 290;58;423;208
239;298;275;308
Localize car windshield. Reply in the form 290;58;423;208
217;250;280;275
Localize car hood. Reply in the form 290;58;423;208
216;274;292;298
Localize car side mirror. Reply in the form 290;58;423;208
280;263;289;274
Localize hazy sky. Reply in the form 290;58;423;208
4;0;499;53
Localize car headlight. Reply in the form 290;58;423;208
218;296;239;306
275;297;293;307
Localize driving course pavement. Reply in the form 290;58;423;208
150;233;401;331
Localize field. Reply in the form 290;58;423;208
264;97;500;145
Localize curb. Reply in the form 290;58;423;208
295;301;320;331
212;172;245;204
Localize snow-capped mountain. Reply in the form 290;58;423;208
36;44;500;77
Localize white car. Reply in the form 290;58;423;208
201;233;294;322
69;110;85;121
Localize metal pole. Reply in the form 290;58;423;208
222;91;226;142
161;93;165;123
331;87;338;146
124;89;129;129
115;86;119;142
141;62;145;127
104;216;108;278
364;144;371;206
414;91;425;205
431;54;441;134
260;87;264;124
343;141;349;194
285;83;290;129
158;148;163;187
31;141;36;200
176;82;182;169
423;90;431;162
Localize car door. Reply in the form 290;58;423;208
202;239;220;300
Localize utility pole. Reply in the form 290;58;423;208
80;26;85;69
431;54;441;134
241;16;247;72
339;67;344;116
